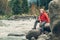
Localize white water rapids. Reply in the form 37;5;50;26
0;19;38;40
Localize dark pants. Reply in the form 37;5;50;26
34;20;40;29
34;20;51;33
43;27;51;33
34;20;46;29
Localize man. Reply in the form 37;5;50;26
33;8;51;33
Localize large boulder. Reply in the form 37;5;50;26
48;0;60;40
26;29;41;40
49;0;60;24
52;20;60;36
50;20;60;40
49;0;60;32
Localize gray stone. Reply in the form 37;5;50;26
8;33;25;36
26;29;41;40
49;0;60;23
48;0;60;40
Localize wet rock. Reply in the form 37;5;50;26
8;33;25;37
49;20;60;40
48;0;60;24
48;0;60;40
37;34;48;40
26;29;41;40
52;20;60;36
0;21;7;26
8;15;37;20
49;0;60;33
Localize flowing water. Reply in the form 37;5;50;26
0;19;38;40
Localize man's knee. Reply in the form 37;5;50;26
45;23;50;27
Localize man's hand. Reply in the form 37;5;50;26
40;21;41;23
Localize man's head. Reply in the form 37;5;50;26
39;6;45;14
39;8;45;14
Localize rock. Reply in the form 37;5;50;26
48;0;60;40
49;0;60;33
37;32;53;40
48;0;60;24
8;33;25;36
37;34;47;40
49;20;60;40
8;15;37;20
26;29;41;40
52;20;60;36
0;21;7;26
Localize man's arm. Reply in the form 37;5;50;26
38;16;41;22
44;13;50;23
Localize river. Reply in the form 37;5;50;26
0;19;37;40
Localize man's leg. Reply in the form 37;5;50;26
43;23;51;34
33;20;40;29
39;22;46;33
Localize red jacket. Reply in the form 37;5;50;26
38;12;50;23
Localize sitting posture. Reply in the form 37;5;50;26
33;8;51;33
26;8;51;40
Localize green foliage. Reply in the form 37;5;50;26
9;0;29;15
0;0;6;15
10;0;22;14
22;0;29;13
0;15;8;20
37;0;52;10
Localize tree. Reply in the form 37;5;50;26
37;0;52;10
22;0;29;13
10;0;23;14
0;0;8;15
